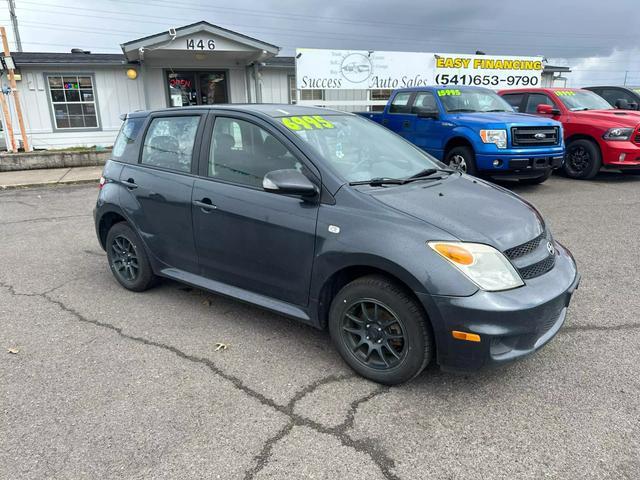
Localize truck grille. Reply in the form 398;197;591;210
511;126;560;146
504;230;556;280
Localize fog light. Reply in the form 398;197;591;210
493;159;502;167
619;153;626;162
452;330;481;342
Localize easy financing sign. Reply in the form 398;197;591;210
295;49;544;90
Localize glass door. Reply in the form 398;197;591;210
199;72;228;105
166;71;228;107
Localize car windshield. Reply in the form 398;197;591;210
438;89;514;113
556;90;613;111
282;114;441;183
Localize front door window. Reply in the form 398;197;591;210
167;71;228;107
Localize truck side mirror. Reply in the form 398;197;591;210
414;107;439;119
536;104;561;116
615;98;630;109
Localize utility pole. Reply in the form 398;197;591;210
7;0;21;52
0;26;30;151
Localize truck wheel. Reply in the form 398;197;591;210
445;146;478;175
520;170;552;185
106;222;157;292
328;275;433;385
564;139;601;179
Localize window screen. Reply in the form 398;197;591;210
47;75;98;129
141;116;200;172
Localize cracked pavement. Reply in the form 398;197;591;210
1;174;639;479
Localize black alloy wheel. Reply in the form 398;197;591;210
563;139;601;179
329;275;433;385
341;299;407;370
105;222;156;292
110;235;139;282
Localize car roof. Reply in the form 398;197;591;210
126;104;347;119
498;87;586;94
394;85;492;93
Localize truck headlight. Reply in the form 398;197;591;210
603;127;633;141
428;241;524;291
479;129;507;149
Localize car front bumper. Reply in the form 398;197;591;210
600;140;640;168
475;151;565;176
417;241;579;372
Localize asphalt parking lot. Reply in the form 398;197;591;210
1;173;639;479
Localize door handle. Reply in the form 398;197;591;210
121;178;138;189
402;120;411;129
382;118;389;125
193;198;217;212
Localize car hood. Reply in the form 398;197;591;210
569;109;640;126
449;112;557;127
368;174;545;251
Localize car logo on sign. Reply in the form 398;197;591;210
546;241;555;255
534;133;547;139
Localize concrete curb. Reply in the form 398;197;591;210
0;178;99;190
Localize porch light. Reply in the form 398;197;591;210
126;68;138;80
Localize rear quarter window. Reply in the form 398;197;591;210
112;117;144;162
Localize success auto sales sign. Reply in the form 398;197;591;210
295;49;543;90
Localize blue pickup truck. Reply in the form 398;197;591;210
357;86;564;184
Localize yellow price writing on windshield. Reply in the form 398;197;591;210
555;90;576;96
437;89;461;97
282;115;335;130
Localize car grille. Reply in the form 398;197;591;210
511;126;560;146
519;255;556;280
504;230;556;280
504;231;546;259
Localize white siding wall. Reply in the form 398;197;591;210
17;66;145;149
260;69;292;103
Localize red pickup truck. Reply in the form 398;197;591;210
498;87;640;179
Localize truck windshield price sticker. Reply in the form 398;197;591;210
186;39;216;50
437;89;461;96
282;116;335;130
555;90;576;96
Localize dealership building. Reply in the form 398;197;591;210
7;21;568;149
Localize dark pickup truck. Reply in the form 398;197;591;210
357;86;564;184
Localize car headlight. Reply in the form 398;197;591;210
428;241;524;291
603;127;633;141
479;129;507;149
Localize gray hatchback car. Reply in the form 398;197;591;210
94;105;580;384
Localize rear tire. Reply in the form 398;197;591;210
445;146;478;176
106;222;156;292
519;170;552;185
328;275;433;385
564;139;601;179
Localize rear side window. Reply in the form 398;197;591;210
389;92;412;113
141;116;200;172
112;117;144;161
525;94;555;113
502;93;524;112
601;89;636;107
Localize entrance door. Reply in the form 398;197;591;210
167;71;228;107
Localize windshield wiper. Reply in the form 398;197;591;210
483;109;509;112
447;108;476;113
349;177;406;186
349;169;454;187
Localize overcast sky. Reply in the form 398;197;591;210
3;0;640;85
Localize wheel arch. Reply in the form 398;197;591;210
443;136;474;157
97;208;129;250
565;133;602;154
314;259;431;331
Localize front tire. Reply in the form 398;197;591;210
445;146;478;176
564;139;601;179
328;275;433;385
106;222;156;292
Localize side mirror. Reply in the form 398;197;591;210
629;102;639;110
263;169;318;197
414;107;439;119
615;98;630;109
536;104;561;115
